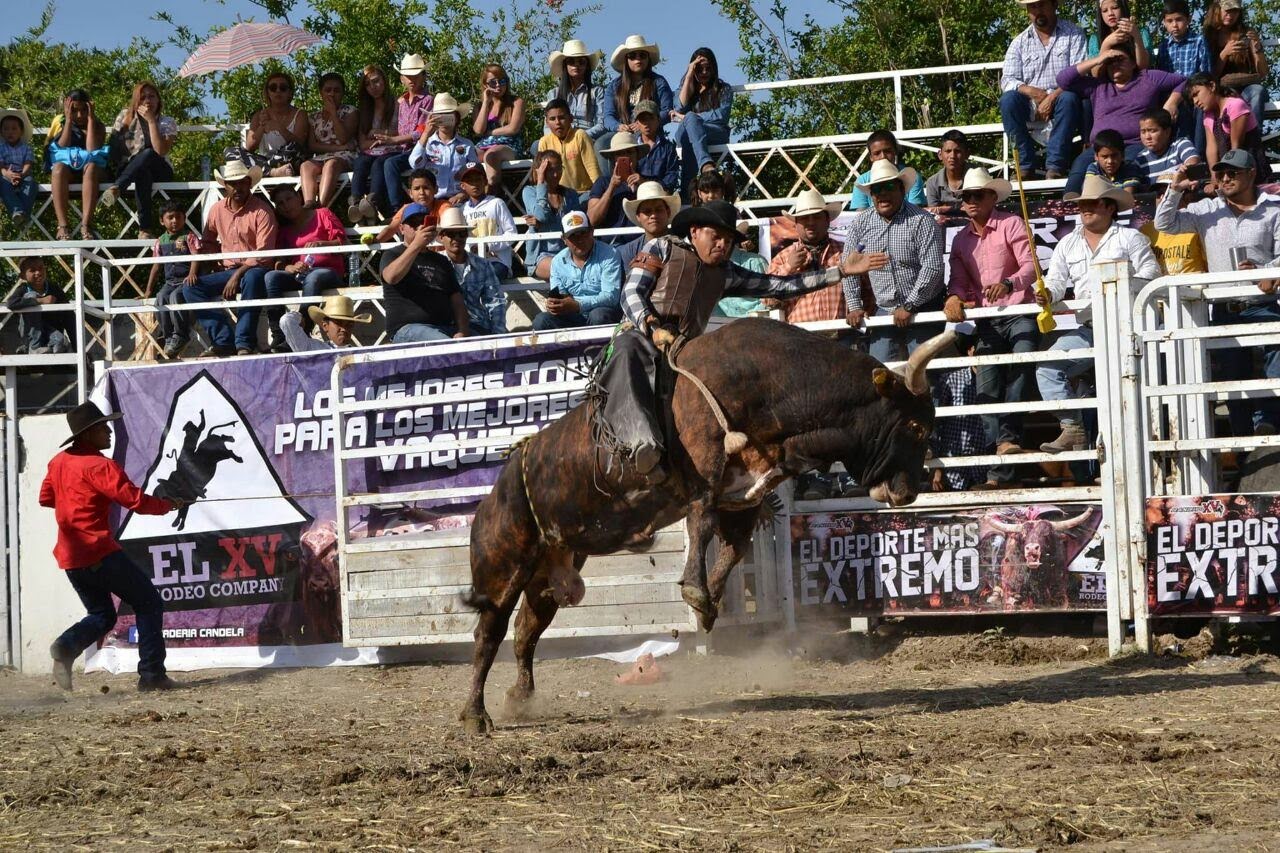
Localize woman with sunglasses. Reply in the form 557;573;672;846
472;63;526;184
598;35;673;173
671;47;733;198
245;72;309;178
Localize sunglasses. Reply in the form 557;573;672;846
485;77;509;88
1215;168;1245;179
566;57;589;65
268;83;292;93
959;190;991;202
626;51;650;60
868;181;901;196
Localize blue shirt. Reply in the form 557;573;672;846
408;133;480;198
0;140;33;170
639;134;680;193
848;166;929;211
675;76;733;129
543;81;607;139
1155;33;1212;78
451;253;508;335
1085;159;1146;190
1001;19;1088;93
550;239;623;314
602;73;675;132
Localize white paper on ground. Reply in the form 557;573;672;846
581;639;680;664
85;643;390;673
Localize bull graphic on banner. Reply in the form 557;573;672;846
152;410;244;531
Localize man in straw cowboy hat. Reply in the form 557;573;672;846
435;206;507;336
604;199;888;480
165;159;276;358
587;130;654;240
278;295;372;353
0;107;36;228
380;202;471;342
536;209;623;330
617;180;679;268
764;188;847;324
43;402;189;692
1036;174;1159;454
944;167;1039;488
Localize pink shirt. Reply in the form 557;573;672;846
396;92;434;143
201;196;278;269
1204;96;1257;141
947;210;1036;307
280;207;346;275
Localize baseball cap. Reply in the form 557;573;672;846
454;162;486;182
561;210;590;235
1212;149;1255;172
401;202;433;224
633;99;660;118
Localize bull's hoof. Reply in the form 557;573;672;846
459;708;494;736
504;684;536;719
680;582;718;632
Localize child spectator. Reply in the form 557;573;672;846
1154;0;1211;147
690;169;736;205
1083;128;1146;192
672;48;733;197
1140;184;1207;276
144;201;199;356
1134;108;1201;183
300;72;357;210
46;89;107;240
472;63;526;184
535;98;598;192
1186;73;1270;177
7;257;72;354
522;149;584;280
350;65;400;223
1086;0;1153;70
0;109;36;230
408;93;479;202
924;129;970;215
456;162;517;277
632;100;680;193
367;169;451;246
848;129;928;211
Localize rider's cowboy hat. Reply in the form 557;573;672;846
855;160;918;197
623;181;681;224
610;34;661;73
435;206;471;232
308;294;372;326
61;401;122;446
671;199;742;243
0;108;33;145
600;130;646;157
957;167;1012;203
397;53;428;76
214;159;263;187
550;39;602;77
786;188;843;220
430;92;472;119
1073;174;1134;212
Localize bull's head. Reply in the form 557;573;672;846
988;511;1094;569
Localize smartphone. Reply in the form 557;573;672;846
614;156;633;180
1186;162;1210;183
548;287;564;299
421;213;438;229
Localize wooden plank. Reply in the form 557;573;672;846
349;601;693;640
349;580;685;619
354;619;695;647
346;547;687;591
345;545;471;574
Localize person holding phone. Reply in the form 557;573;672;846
586;131;648;242
380;202;471;342
350;65;401;224
1086;0;1153;71
1204;0;1270;124
409;92;480;201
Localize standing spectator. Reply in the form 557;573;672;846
46;89;107;240
600;35;674;171
435;206;507;336
1186;73;1270;177
100;82;177;238
6;257;71;354
840;159;945;365
633;100;679;193
848;130;927;211
587;131;648;239
299;73;357;210
379;202;470;342
1000;0;1087;180
924;129;971;215
1156;150;1280;436
280;295;370;353
763;188;846;325
456;162;518;277
1134;107;1201;183
0;108;36;230
617;180;679;269
143;201;198;355
1037;175;1159;452
245;72;309;178
943;168;1039;488
1086;0;1152;69
472;63;526;185
408;93;480;201
1155;0;1212;149
522;149;585;280
264;184;347;352
536;209;624;330
671;48;733;197
542;39;607;174
1204;0;1270;125
349;65;400;223
165;160;276;358
367;168;451;246
534;98;599;193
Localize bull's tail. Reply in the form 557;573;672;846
460;443;538;615
461;588;495;612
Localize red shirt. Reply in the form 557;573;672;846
39;445;173;570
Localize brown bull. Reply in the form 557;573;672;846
987;509;1096;608
460;318;955;733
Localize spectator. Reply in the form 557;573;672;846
1186;73;1270;177
632;100;680;193
46;89;107;240
763;188;846;325
1134;107;1201;184
435;206;507;336
924;129;971;216
245;72;309;178
97;82;178;239
840;159;945;365
1154;0;1212;148
848;130;927;211
1156;150;1280;436
280;294;370;353
379;202;470;342
0;108;36;231
349;65;400;223
617;180;679;269
1140;182;1206;276
368;168;451;246
143;201;198;355
689;168;736;205
587;131;648;239
408;93;480;202
300;73;357;209
523;149;585;280
1000;0;1087;180
165;160;275;358
943;168;1039;489
6;257;71;354
456;162;517;277
1037;175;1159;452
472;63;526;184
600;35;674;171
1204;0;1270;125
671;48;733;198
1058;44;1185;194
536;210;623;330
542;39;607;174
535;98;599;193
715;218;771;317
264;183;347;352
1083;128;1146;192
352;54;433;220
1086;0;1152;69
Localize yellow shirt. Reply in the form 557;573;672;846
1140;222;1207;277
537;129;600;193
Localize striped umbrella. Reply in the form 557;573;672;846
178;22;322;78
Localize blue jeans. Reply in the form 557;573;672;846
1212;301;1280;434
0;173;36;216
865;321;941;365
172;267;268;350
1036;325;1094;425
264;266;341;339
976;315;1039;483
352;151;412;216
531;304;623;330
392;323;455;343
1065;142;1144;195
154;280;183;340
53;550;166;680
671;113;729;196
24;324;70;353
1000;89;1083;174
1239;84;1266;130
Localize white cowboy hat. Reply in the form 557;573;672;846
610;34;661;73
431;92;473;119
786;188;843;220
436;206;470;232
600;130;646;157
623;181;681;224
308;294;372;326
214;159;263;187
549;39;602;77
397;53;427;76
0;108;33;145
855;159;919;197
957;167;1012;203
1074;174;1134;212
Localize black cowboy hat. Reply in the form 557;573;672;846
61;401;123;446
670;200;743;243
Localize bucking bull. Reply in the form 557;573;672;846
459;317;956;733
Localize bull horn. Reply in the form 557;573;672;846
987;517;1022;535
1049;509;1095;532
897;329;958;396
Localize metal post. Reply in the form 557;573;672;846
101;260;115;363
893;75;905;132
72;253;87;402
0;411;9;668
4;367;19;669
330;356;353;645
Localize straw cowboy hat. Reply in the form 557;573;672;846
671;199;742;242
0;108;33;145
786;188;843;220
431;92;472;119
1074;174;1134;212
60;401;122;447
623;181;681;224
549;39;602;77
308;294;372;326
600;130;646;157
610;34;661;73
214;159;263;187
436;206;470;232
397;53;427;76
855;160;919;196
957;167;1012;203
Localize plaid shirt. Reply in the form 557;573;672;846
931;368;989;491
840;202;944;313
767;238;845;323
1001;19;1086;93
1155;33;1211;78
452;253;508;335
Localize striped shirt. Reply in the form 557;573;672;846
840;201;944;313
1001;19;1087;94
1133;138;1199;181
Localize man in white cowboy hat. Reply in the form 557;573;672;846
765;188;847;324
618;180;679;269
381;202;471;342
944;167;1039;488
409;93;478;201
535;209;623;330
0;107;36;227
373;53;434;213
841;158;945;366
587;130;651;240
166;159;276;358
1036;174;1158;453
435;206;508;336
278;295;371;353
599;34;675;168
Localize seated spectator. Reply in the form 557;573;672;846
408;93;479;202
350;65;400;223
762;188;846;325
6;257;71;354
633;100;680;193
1154;0;1211;149
535;98;599;193
99;82;178;239
1157;150;1280;436
586;131;647;240
368;168;451;246
1000;0;1086;180
541;39;607;174
380;202;470;342
522;150;584;280
1140;181;1206;276
472;63;526;184
164;161;275;358
456;162;517;277
1134;107;1201;183
1082;128;1146;192
534;210;623;330
1086;0;1152;69
1187;73;1270;178
689;169;736;205
264;183;348;352
352;55;432;221
300;73;357;209
46;89;107;240
848;130;927;211
617;180;679;269
435;206;507;336
245;72;309;178
715;218;771;317
143;201;198;355
671;48;732;198
1204;0;1270;127
281;295;370;353
924;129;971;216
0;108;36;231
599;35;674;172
1036;174;1159;452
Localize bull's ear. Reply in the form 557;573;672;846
872;368;898;399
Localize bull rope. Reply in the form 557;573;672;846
665;339;749;456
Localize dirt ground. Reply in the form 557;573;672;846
2;629;1279;853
